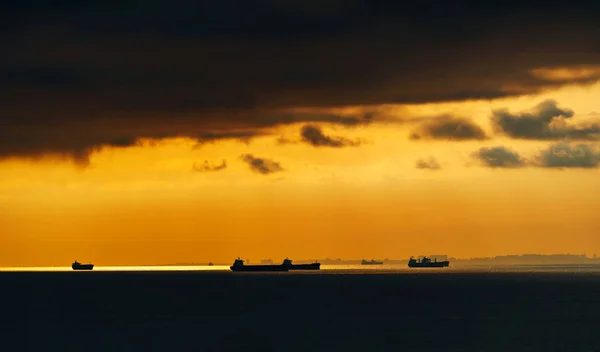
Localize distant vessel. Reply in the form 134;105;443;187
230;258;289;272
208;262;214;266
72;260;94;271
229;258;321;272
408;256;449;268
361;259;383;265
282;258;320;270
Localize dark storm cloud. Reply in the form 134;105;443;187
473;146;525;168
0;111;370;163
193;160;227;172
537;143;599;168
239;154;284;174
415;157;441;170
260;111;374;127
194;131;265;146
492;100;600;140
2;0;600;160
300;125;360;148
0;133;145;166
410;117;487;141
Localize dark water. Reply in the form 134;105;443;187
4;270;600;351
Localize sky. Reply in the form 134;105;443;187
1;0;600;266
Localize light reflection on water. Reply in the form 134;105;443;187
2;264;600;273
0;265;230;272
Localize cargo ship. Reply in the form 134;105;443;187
361;259;383;265
408;256;449;268
230;258;321;272
72;260;94;271
283;258;320;270
230;258;289;272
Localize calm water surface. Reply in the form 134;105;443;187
3;266;600;351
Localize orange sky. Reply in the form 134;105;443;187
1;81;600;266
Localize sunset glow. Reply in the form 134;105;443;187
2;81;599;266
2;2;600;267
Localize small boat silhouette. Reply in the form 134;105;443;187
408;256;449;268
72;260;94;270
361;259;383;265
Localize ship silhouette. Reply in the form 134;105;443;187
361;259;383;265
230;258;320;272
283;258;320;270
408;256;449;268
72;260;94;271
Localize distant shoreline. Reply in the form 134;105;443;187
2;254;599;268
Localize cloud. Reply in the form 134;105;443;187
491;100;600;140
300;125;360;147
195;131;264;145
472;143;600;169
415;157;441;170
275;136;296;145
2;1;600;160
537;143;599;168
193;160;227;172
0;111;374;163
239;154;284;174
0;134;146;167
473;146;525;168
529;66;600;82
410;116;487;141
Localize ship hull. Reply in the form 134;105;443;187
72;264;94;270
408;262;449;268
361;262;383;265
286;263;320;270
230;265;289;272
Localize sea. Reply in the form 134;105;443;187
3;264;600;351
